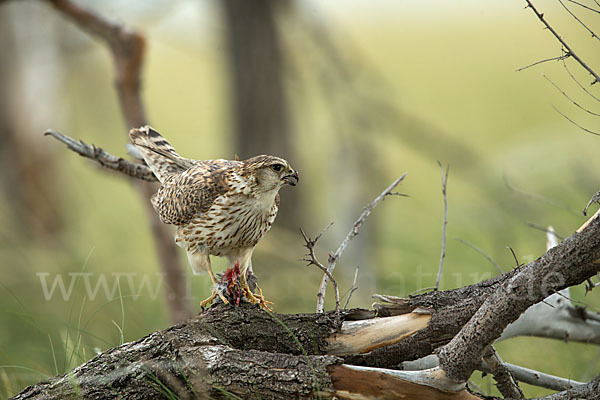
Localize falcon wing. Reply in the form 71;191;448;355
129;126;195;182
151;165;231;225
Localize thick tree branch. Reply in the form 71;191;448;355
437;211;600;382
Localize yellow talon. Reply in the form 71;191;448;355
200;288;229;308
241;284;273;311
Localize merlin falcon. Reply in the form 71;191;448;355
129;126;299;308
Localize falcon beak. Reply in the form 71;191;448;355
282;171;299;186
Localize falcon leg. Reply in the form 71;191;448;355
200;268;229;308
240;271;273;311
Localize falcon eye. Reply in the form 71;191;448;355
271;164;283;172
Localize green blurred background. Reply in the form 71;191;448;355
1;0;599;398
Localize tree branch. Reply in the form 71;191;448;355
500;227;600;343
44;129;157;181
401;354;587;392
301;228;341;325
437;210;600;382
524;0;600;84
317;173;407;313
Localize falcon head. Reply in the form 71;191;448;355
244;155;299;192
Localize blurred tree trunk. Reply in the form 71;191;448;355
221;0;300;230
0;4;64;238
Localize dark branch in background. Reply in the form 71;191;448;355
435;161;449;290
317;173;407;313
44;130;157;182
552;105;600;135
44;0;191;322
523;0;600;84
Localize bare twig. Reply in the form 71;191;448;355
300;228;340;325
524;0;600;84
552;105;600;135
543;75;600;116
563;59;600;102
454;238;505;273
516;54;570;72
341;266;359;309
558;0;600;42
567;0;600;14
507;246;524;268
44;130;157;182
482;346;524;399
435;162;449;290
316;173;407;313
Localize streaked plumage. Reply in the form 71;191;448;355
129;126;298;307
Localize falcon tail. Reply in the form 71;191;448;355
129;126;194;182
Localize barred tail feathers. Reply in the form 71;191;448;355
129;126;193;182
